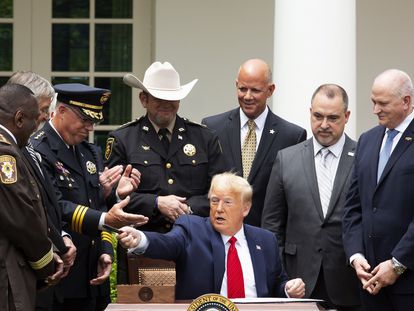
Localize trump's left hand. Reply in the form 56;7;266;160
285;278;305;298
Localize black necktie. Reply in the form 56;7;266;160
158;128;170;153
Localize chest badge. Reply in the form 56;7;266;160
183;144;196;157
86;161;97;174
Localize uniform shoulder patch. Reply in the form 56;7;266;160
105;137;115;160
117;116;144;130
0;155;17;184
0;134;11;145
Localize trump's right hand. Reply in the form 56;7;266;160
117;226;141;249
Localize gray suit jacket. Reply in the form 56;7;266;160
261;136;360;306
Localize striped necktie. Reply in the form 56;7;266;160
26;141;44;178
317;148;332;217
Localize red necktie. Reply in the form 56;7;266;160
227;236;245;298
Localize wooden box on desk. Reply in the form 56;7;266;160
117;284;175;303
117;255;176;303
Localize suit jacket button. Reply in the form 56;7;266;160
166;163;172;169
91;240;95;246
168;179;174;185
373;207;377;213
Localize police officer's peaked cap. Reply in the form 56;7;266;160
54;83;111;123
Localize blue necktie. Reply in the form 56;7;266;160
377;129;398;182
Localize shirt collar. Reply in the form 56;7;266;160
0;124;17;144
239;106;268;131
313;133;346;158
221;225;245;245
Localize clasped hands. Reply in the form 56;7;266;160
353;257;399;295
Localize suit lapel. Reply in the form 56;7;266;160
244;226;266;297
325;136;356;220
226;109;243;174
378;121;414;186
207;220;225;293
248;111;278;182
302;139;324;220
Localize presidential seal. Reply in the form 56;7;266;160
187;294;238;311
183;143;196;157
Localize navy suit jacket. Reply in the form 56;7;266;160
202;108;306;226
142;215;288;300
343;120;414;293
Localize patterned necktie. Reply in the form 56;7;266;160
377;129;398;182
26;141;44;178
242;120;256;179
227;236;245;298
317;148;332;217
158;128;170;153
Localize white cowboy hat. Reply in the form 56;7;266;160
123;61;198;101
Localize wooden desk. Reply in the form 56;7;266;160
106;302;323;310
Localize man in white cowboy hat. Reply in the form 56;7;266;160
104;61;226;284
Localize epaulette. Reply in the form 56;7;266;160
0;133;11;145
183;117;206;128
117;116;144;130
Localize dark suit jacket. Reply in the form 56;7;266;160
22;147;69;309
202;107;306;226
343;121;414;294
262;136;360;306
140;215;288;300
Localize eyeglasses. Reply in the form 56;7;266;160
65;105;98;125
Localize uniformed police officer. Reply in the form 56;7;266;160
31;83;148;311
0;84;57;311
104;61;226;283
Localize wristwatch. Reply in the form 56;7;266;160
391;257;406;276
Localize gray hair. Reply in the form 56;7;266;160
7;71;55;100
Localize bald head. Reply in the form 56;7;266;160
0;84;39;147
236;59;275;119
371;69;414;129
238;58;272;84
373;69;414;98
